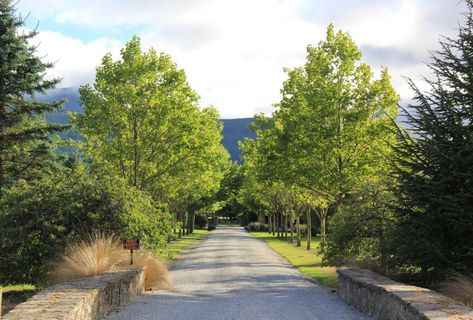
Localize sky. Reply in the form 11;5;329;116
16;0;468;119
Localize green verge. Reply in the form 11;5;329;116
1;285;38;317
2;284;36;293
161;229;209;260
251;232;338;288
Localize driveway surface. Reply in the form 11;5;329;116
106;227;372;320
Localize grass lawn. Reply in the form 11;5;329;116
2;284;36;293
251;232;338;288
161;229;209;261
1;285;38;316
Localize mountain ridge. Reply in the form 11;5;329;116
41;88;255;162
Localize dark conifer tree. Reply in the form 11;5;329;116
0;0;65;191
392;0;473;282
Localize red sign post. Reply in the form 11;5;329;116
123;239;140;265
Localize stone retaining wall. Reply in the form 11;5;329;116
3;267;144;320
337;268;473;320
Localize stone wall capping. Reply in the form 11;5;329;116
3;267;145;320
337;268;473;320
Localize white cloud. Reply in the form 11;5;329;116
17;0;469;118
32;31;123;88
136;0;324;118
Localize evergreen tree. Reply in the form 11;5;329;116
392;0;473;281
0;0;65;191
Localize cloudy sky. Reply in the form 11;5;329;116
17;0;467;118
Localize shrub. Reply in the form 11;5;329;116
0;164;172;285
322;183;395;271
246;222;268;232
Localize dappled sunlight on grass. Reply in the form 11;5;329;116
251;232;338;288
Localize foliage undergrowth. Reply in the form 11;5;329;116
244;222;268;232
0;164;172;285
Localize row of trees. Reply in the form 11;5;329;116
240;23;397;253
239;1;473;285
0;0;229;284
75;36;229;237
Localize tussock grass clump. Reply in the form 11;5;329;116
439;271;473;307
118;250;171;290
51;234;122;284
50;233;171;290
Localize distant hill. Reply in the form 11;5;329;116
40;88;255;162
221;118;256;161
38;87;82;112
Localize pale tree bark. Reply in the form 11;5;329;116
314;206;328;243
306;205;312;250
178;210;182;238
296;212;301;247
284;212;288;240
290;211;294;243
277;212;281;238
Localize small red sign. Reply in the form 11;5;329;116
123;239;140;250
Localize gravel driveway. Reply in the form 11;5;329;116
106;227;372;320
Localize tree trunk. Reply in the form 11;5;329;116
133;116;139;187
296;213;301;247
306;206;311;250
185;212;190;235
186;212;191;235
178;211;182;238
290;212;294;243
190;212;195;233
173;212;177;236
268;215;272;234
320;207;327;244
315;207;328;244
284;213;288;240
276;212;281;238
